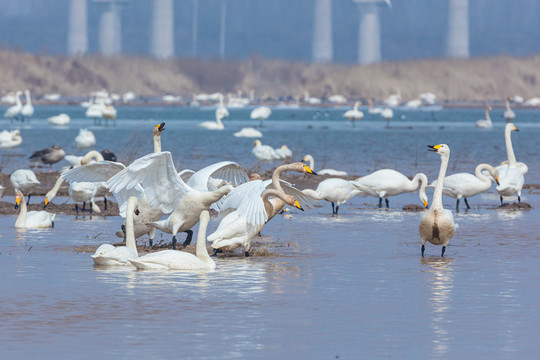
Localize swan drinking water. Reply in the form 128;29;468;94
419;144;455;257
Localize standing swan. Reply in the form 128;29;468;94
343;101;364;127
21;90;34;121
429;164;499;211
496;123;524;205
302;178;362;215
4;91;22;121
504;98;515;122
14;191;55;228
419;144;455;257
92;196;138;266
129;210;215;270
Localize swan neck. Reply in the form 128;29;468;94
485;108;491;122
261;189;287;219
412;173;428;197
125;197;138;255
153;133;162;153
301;188;323;200
15;195;28;227
432;153;450;208
16;93;22;107
474;163;496;183
46;175;65;202
215;114;223;127
505;126;517;166
81;150;104;165
25;91;32;105
271;164;297;193
196;211;214;266
354;102;359;111
505;100;511;111
304;155;315;170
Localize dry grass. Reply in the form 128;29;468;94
1;50;540;101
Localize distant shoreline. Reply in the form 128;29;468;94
1;51;540;102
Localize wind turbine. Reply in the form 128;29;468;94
446;0;469;58
353;0;391;65
312;0;333;63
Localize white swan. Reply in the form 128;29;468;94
384;90;401;107
210;163;317;255
302;178;363;215
302;154;347;176
405;99;422;108
216;93;229;119
106;151;235;250
4;91;22;120
419;144;455;257
252;140;279;161
381;108;394;127
85;97;104;119
14;191;55;228
304;90;321;105
274;145;292;160
523;97;540;107
129;210;216;270
367;99;383;114
234;127;262;138
419;92;437;105
343;101;364;127
476;105;493;129
21;90;34;120
92;196;139;266
47;113;70;126
353;169;429;209
250;106;271;127
10;169;40;204
198;112;225;130
102;104;117;120
69;182;101;215
504;98;515;121
496;123;524;205
75;129;96;149
429;164;499;211
0;129;22;148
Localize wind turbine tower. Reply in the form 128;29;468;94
151;0;174;59
354;0;391;65
446;0;469;58
93;0;128;56
312;0;333;63
68;0;88;55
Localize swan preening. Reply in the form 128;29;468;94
419;144;455;257
302;154;348;176
0;129;22;148
353;169;429;209
130;210;216;270
496;123;524;205
430;164;499;211
15;191;55;229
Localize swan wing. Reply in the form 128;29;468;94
62;161;126;183
216;180;267;226
107;152;190;214
186;161;248;191
267;180;319;209
178;169;195;183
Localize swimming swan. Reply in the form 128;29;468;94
0;129;22;148
129;210;216;270
47;113;70;125
75;129;96;149
234;127;262;138
302;154;347;176
504;98;515;121
14;191;55;229
476;106;492;129
353;169;429;209
92;196;139;266
198;112;225;130
252;140;280;161
496;123;524;205
419;144;455;257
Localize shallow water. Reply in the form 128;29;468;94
1;105;540;358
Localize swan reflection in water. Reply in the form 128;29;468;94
421;256;455;358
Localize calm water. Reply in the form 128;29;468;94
1;105;540;359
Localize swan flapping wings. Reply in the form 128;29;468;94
107;152;190;214
184;161;249;191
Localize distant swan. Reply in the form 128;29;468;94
353;169;429;209
129;210;216;270
252;140;279;161
504;98;515;121
198;112;225;130
234;127;262;138
47;113;70;126
21;90;34;120
476;105;492;129
250;106;271;127
343;101;364;127
302;154;347;176
419;144;455;257
4;91;22;120
367;99;383;114
75;129;96;149
0;129;22;148
381;108;394;127
496;123;524;204
15;191;55;228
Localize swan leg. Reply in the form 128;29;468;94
385;198;389;209
182;230;194;247
441;246;446;257
518;196;521;203
51;221;54;229
49;164;52;173
27;194;31;205
172;236;177;250
335;205;340;215
378;198;383;208
464;198;471;210
500;196;504;206
212;249;223;257
120;224;126;240
244;251;250;257
75;203;79;215
421;244;425;257
456;199;460;212
104;197;108;210
331;202;335;214
148;228;156;247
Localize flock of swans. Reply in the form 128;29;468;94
4;112;527;267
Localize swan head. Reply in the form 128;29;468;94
15;191;23;209
253;140;262;147
43;196;49;209
427;144;450;156
420;192;428;209
291;162;317;175
506;123;519;133
249;173;262;181
283;195;304;211
153;122;165;135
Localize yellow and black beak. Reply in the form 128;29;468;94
134;208;140;216
423;200;428;209
156;122;165;132
427;144;441;152
15;197;20;210
495;176;500;186
513;125;519;132
303;165;317;175
43;197;49;209
294;200;304;211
